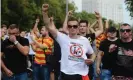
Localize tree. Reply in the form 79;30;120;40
74;11;96;24
1;0;41;31
125;0;133;17
1;0;76;30
2;0;120;30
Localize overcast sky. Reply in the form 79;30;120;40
123;3;133;25
73;0;133;25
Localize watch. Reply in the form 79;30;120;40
14;41;19;45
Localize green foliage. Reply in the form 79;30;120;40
1;0;41;31
1;0;75;30
108;19;120;29
2;0;121;31
74;11;96;24
125;0;133;17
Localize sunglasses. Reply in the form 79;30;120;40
68;25;78;29
120;29;131;33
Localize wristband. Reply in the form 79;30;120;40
14;41;19;45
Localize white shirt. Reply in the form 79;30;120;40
56;32;94;76
25;33;35;55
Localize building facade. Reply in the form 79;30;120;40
82;0;123;23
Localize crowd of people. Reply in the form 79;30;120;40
0;3;133;80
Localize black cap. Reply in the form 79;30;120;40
107;27;117;32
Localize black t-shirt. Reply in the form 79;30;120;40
1;36;29;74
99;39;119;70
85;33;96;59
112;39;133;77
85;33;95;46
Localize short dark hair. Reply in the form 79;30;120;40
107;27;117;32
79;20;88;26
68;17;79;24
8;24;19;29
121;23;131;27
20;30;26;33
1;24;7;28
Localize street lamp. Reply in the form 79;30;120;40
66;0;68;15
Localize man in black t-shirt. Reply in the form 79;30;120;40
1;24;29;80
109;23;133;80
79;12;103;80
96;27;119;80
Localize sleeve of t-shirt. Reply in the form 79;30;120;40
55;31;68;45
86;39;94;54
21;38;29;46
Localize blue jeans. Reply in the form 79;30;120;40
33;63;51;80
3;72;28;80
100;69;112;80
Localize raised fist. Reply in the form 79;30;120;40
36;18;40;23
104;19;107;21
67;10;73;16
95;11;101;19
42;4;49;13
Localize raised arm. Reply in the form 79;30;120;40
30;35;50;50
32;18;40;38
89;20;98;33
33;18;39;32
94;12;104;38
42;4;58;38
62;10;73;34
104;20;109;30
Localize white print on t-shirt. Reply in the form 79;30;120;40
118;47;133;56
87;37;92;45
68;43;84;62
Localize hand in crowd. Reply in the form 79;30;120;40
67;10;73;17
9;35;17;43
96;67;101;75
85;59;94;65
104;19;108;23
95;11;101;19
42;4;49;13
36;18;40;23
4;68;14;77
109;44;117;52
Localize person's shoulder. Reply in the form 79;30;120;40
19;36;29;42
20;36;28;40
86;33;95;39
47;36;54;42
57;31;68;37
86;33;94;36
2;39;9;44
79;36;89;41
100;39;108;43
116;38;120;42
